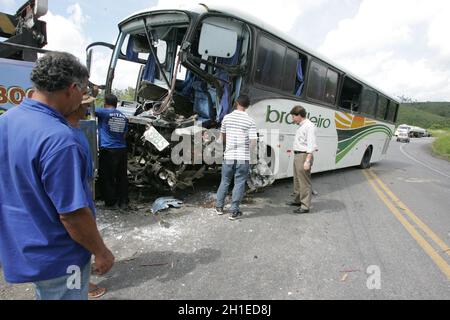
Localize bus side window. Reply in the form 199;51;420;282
360;88;377;116
376;96;388;120
294;55;307;97
255;35;285;89
281;48;298;94
339;77;362;113
324;69;338;105
255;35;301;96
306;61;327;101
306;61;338;105
386;100;397;122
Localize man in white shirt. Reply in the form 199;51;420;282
215;95;257;220
289;105;317;214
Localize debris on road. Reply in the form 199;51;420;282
247;160;275;192
159;220;171;229
151;197;183;214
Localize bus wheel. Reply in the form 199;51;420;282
359;146;373;169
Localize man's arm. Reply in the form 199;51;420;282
219;118;227;146
249;121;258;165
304;125;317;170
221;133;226;144
60;208;114;275
250;139;257;165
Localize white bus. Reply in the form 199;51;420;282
87;4;399;190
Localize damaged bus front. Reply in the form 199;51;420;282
87;7;268;190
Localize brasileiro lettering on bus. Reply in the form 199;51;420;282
265;105;331;128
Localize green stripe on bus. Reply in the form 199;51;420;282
337;124;393;143
336;128;392;163
337;125;393;151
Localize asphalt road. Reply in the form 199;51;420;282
1;137;450;300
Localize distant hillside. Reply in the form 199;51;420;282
398;102;450;129
404;102;450;118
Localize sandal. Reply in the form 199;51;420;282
88;283;107;299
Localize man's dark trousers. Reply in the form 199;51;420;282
99;148;128;207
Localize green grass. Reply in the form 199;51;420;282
398;104;450;129
405;102;450;118
430;129;450;161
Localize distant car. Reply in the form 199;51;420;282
395;124;411;136
397;131;410;143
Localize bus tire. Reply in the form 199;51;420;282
359;146;373;169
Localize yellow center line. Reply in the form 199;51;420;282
367;169;450;256
362;170;450;280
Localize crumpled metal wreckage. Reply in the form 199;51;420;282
247;159;276;192
151;197;184;214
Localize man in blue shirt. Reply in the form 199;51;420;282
66;94;107;299
95;94;129;210
0;52;114;300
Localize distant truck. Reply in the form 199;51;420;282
409;126;428;138
395;124;429;139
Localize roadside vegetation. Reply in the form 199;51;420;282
398;102;450;161
429;129;450;161
398;102;450;129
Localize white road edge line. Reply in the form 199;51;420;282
400;144;450;179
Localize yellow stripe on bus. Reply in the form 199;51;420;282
335;113;352;127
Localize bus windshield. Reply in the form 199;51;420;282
110;12;191;100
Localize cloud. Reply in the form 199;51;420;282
427;4;450;58
42;7;91;61
39;3;141;89
67;3;89;26
318;0;450;101
153;0;323;32
0;0;16;12
40;3;115;87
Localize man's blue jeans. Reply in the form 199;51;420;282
33;261;91;300
216;160;250;212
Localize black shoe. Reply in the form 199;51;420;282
229;211;243;220
293;208;310;214
286;202;301;206
215;208;225;216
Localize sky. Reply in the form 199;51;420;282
1;0;449;102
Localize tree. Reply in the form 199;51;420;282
112;87;136;102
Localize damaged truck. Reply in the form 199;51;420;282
87;4;275;191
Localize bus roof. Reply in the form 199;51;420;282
121;3;399;103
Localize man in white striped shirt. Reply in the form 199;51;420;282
215;95;257;220
289;105;317;214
